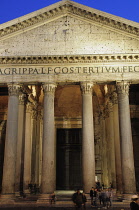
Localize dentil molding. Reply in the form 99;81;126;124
0;54;139;64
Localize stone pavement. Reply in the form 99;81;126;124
0;191;132;210
0;200;131;210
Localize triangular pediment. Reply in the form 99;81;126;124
0;0;139;41
1;15;139;57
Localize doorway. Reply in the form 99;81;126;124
56;128;82;190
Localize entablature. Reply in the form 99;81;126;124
0;54;139;85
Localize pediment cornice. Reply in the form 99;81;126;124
0;54;139;64
0;0;139;41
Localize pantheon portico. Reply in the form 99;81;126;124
0;0;139;202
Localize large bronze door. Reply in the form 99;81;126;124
56;128;82;190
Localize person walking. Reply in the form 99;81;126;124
90;187;97;206
102;183;104;190
96;180;101;190
101;189;107;207
105;188;110;208
108;188;113;207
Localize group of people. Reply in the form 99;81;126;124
72;186;113;209
90;187;113;208
72;189;139;210
49;181;139;210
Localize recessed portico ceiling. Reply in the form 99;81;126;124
0;0;139;41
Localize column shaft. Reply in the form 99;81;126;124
101;114;109;187
35;109;41;186
2;83;20;195
23;103;32;193
112;92;123;193
117;81;136;194
81;82;95;193
15;93;26;194
108;101;116;188
41;83;56;194
105;116;112;184
39;115;43;186
31;109;37;184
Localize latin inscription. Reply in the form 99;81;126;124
0;65;139;75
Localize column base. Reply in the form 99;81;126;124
37;193;51;205
0;194;15;204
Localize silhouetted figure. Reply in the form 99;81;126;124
98;190;102;205
109;182;113;189
50;193;56;204
102;182;104;189
90;187;97;206
130;195;139;210
96;180;101;189
72;189;84;209
101;190;107;207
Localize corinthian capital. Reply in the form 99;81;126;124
7;83;21;96
42;83;57;94
116;81;130;95
80;82;93;94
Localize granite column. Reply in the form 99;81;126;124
100;111;109;187
15;93;26;196
31;108;37;184
2;83;20;197
23;102;32;194
81;82;95;193
117;81;136;194
112;91;123;193
108;101;116;188
105;106;111;185
41;83;57;196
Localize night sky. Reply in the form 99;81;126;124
0;0;139;24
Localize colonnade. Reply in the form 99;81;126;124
0;81;136;202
